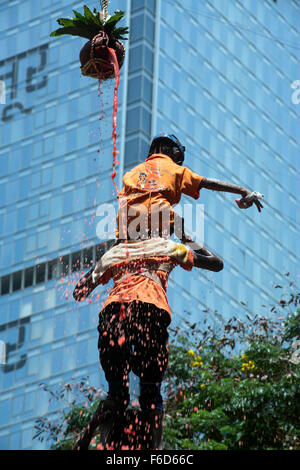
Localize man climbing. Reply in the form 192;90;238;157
116;133;264;243
72;237;223;450
72;134;264;450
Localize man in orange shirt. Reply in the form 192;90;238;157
73;237;223;449
116;134;264;242
73;134;264;449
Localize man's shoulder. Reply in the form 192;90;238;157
124;162;147;176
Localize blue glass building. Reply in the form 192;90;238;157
0;0;299;449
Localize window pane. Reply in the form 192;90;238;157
24;267;34;288
36;263;46;284
83;247;93;268
12;271;22;291
71;251;81;272
1;275;10;295
48;259;58;280
60;255;70;275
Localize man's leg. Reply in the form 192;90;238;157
73;302;132;450
131;302;170;449
132;303;170;407
97;302;131;407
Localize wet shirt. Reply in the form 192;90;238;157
100;269;171;315
116;154;205;238
100;252;194;318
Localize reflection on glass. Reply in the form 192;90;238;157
47;259;58;280
83;247;93;268
24;267;33;288
36;263;46;284
12;271;22;291
1;275;10;295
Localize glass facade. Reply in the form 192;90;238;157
0;0;299;449
155;0;299;323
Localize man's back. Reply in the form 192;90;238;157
116;153;204;238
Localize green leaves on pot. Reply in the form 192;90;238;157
83;5;101;27
50;6;129;42
104;10;125;27
72;10;89;25
110;26;129;41
102;10;129;40
50;26;95;40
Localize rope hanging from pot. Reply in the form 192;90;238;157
101;0;109;19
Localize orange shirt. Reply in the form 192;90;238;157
100;270;171;316
100;252;194;317
116;154;205;238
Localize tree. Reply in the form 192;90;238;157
163;278;300;450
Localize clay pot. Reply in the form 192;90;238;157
80;31;125;80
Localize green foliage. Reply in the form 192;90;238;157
163;283;300;450
51;400;102;450
50;6;129;41
283;309;300;342
33;379;105;450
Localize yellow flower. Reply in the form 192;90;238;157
241;357;256;372
188;349;195;356
200;384;206;389
191;359;203;368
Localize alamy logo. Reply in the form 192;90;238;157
291;80;300;104
0;80;6;104
95;201;205;249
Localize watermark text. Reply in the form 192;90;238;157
291;80;300;104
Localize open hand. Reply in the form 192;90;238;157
235;191;264;213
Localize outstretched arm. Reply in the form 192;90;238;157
201;178;264;213
181;234;223;272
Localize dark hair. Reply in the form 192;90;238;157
150;142;175;159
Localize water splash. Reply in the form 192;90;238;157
107;47;120;195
